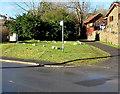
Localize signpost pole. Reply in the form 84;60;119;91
62;22;64;52
60;20;64;52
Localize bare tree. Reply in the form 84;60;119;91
92;4;108;15
14;0;41;15
14;0;65;16
66;0;92;38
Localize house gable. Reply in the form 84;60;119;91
84;13;103;24
106;2;120;17
106;2;120;33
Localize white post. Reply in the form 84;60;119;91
60;21;64;52
62;23;64;52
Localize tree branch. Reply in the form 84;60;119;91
15;2;28;12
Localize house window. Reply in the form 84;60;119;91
109;16;113;22
118;13;120;20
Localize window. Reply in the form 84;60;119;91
118;13;120;20
95;21;99;26
109;16;113;22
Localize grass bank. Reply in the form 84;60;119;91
96;41;120;49
1;40;110;65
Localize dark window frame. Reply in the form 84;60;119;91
118;13;120;20
109;16;113;22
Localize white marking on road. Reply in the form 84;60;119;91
0;59;39;65
9;80;15;83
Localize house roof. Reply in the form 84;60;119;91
84;13;103;24
0;14;7;18
0;14;14;20
106;2;120;17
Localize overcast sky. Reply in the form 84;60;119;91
0;0;117;18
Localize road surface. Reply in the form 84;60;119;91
1;62;118;92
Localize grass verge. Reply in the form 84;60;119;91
96;41;120;49
1;40;110;65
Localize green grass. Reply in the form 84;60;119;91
96;41;120;49
1;40;110;65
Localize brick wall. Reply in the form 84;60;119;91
118;6;120;32
100;31;120;45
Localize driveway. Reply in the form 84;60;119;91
84;42;119;72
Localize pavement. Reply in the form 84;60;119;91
1;57;76;68
1;41;120;70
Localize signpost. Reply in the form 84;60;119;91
60;20;64;52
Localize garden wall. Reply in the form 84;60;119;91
87;31;96;41
100;31;120;45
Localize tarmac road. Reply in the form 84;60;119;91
1;62;118;92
